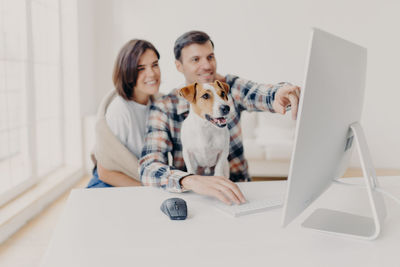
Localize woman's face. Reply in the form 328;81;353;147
133;49;161;103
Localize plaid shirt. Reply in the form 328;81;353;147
139;74;288;192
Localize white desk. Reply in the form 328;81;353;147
41;177;400;267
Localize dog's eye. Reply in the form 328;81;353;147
221;92;225;98
202;93;210;100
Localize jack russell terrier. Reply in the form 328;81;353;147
179;80;231;178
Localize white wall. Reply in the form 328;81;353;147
77;0;118;117
78;0;400;169
77;0;95;117
59;0;83;168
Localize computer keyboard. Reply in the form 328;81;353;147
213;196;283;217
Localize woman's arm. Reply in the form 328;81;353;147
97;163;141;187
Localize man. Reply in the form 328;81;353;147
140;31;300;205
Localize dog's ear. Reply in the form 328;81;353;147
179;83;197;103
215;80;230;98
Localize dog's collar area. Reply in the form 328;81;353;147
205;114;227;128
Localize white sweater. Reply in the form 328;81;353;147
105;95;149;159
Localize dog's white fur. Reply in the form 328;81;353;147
180;82;230;177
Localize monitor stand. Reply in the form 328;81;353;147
301;122;387;240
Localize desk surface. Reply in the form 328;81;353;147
41;177;400;267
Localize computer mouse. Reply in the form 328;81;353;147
160;198;187;220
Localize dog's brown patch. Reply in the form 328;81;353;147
179;81;230;120
179;83;197;103
192;84;214;119
215;80;229;101
179;83;213;119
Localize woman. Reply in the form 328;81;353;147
87;39;161;188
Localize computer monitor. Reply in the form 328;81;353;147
281;28;386;240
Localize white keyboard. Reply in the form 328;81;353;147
214;196;283;217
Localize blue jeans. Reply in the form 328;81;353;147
86;167;113;188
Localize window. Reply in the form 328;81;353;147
31;0;63;177
0;0;79;206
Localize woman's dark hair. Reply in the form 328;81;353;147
113;39;160;100
174;31;214;61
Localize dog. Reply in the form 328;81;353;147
179;80;231;177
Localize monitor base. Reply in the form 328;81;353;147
301;122;387;240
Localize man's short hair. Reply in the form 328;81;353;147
174;30;214;61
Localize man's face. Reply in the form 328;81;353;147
175;41;217;84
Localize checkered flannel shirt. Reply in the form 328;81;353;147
139;74;289;192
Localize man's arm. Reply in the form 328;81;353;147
226;75;300;119
139;102;190;192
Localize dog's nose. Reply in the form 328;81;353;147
220;105;230;115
